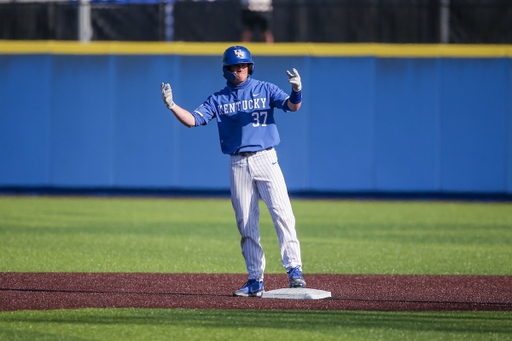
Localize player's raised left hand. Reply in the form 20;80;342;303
161;82;175;109
286;68;302;92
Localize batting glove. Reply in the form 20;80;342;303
286;68;302;92
161;82;175;109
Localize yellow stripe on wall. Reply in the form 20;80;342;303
1;40;511;58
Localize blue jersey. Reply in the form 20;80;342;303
191;77;291;155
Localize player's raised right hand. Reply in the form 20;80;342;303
161;82;175;109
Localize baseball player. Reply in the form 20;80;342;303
160;45;305;297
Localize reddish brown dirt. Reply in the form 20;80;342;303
1;273;511;312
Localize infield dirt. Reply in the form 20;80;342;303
1;273;511;312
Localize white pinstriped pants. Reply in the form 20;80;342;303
230;148;302;281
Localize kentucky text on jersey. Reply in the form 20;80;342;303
218;98;268;115
191;77;291;155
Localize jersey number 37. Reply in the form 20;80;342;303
252;111;268;127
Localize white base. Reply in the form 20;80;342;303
261;288;331;300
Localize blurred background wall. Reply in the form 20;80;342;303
1;43;511;196
0;0;511;198
1;0;511;44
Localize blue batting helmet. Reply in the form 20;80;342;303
222;46;255;82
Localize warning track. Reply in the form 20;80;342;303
1;273;511;312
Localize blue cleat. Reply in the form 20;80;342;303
233;279;264;297
288;267;306;288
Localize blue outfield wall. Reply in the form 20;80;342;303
0;43;511;195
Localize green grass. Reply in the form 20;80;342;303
1;196;511;275
1;309;511;341
1;195;511;340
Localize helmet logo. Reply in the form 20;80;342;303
234;49;243;58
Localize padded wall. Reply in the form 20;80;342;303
1;48;510;194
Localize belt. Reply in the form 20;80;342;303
238;147;273;157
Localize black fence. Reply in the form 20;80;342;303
1;0;511;44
